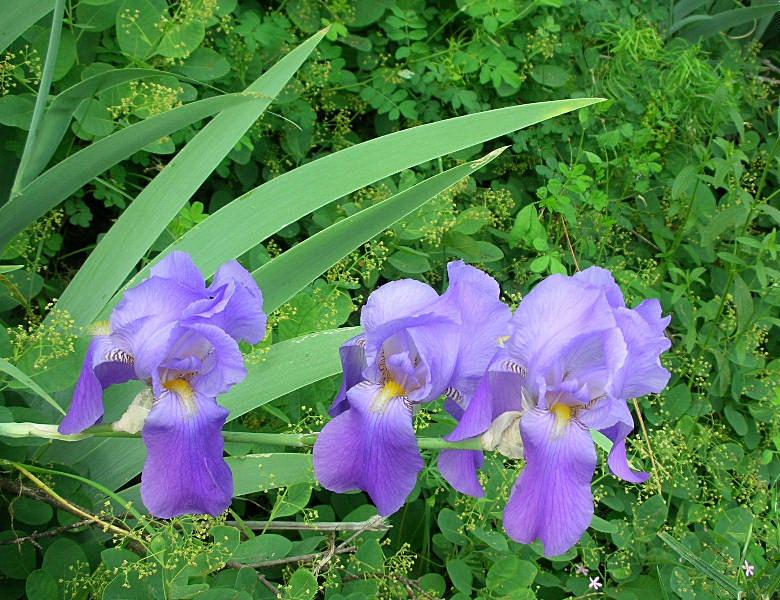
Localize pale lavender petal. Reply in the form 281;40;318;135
141;389;232;518
364;314;460;401
405;319;460;399
613;303;671;399
360;279;439;332
573;266;625;308
207;260;267;344
59;336;136;434
313;381;423;516
634;298;672;332
600;411;649;483
112;316;177;382
577;393;630;432
507;275;616;377
447;371;494;441
150;251;207;293
438;449;485;497
504;409;596;557
544;328;627;404
111;277;203;334
438;261;511;395
330;335;367;417
448;352;525;441
181;323;247;397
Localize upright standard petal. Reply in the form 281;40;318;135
313;381;423;516
111;276;205;334
438;261;512;395
613;302;671;399
149;251;208;292
507;275;616;377
59;336;136;434
207;260;267;344
360;279;439;333
177;322;247;397
504;409;597;557
573;266;625;308
141;389;233;518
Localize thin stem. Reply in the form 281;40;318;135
561;215;580;271
11;0;67;195
0;421;485;451
0;517;93;546
631;399;668;492
6;461;137;541
228;518;391;532
237;546;357;569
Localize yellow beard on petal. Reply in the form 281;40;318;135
164;379;198;416
550;403;573;437
371;380;406;412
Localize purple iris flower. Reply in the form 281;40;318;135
450;266;671;556
58;252;266;518
313;261;511;516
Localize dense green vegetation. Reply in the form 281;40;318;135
0;0;779;598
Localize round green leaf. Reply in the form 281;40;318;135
25;569;59;600
0;531;36;579
41;537;88;581
10;496;53;525
116;0;167;59
157;20;205;58
286;568;318;600
232;534;293;563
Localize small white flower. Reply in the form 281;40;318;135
575;563;589;576
588;576;602;590
742;560;755;577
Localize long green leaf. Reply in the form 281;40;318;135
657;532;742;597
257;147;507;313
0;93;266;248
24;68;172;182
0;0;55;54
101;98;601;322
0;356;65;415
11;0;66;195
51;28;328;329
41;327;358;491
671;4;780;38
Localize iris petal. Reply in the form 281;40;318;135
438;449;485;497
330;335;367;417
141;389;233;518
149;251;208;292
58;336;136;434
504;409;596;557
207;260;267;344
313;381;423;516
507;275;616;378
439;261;512;395
360;279;439;332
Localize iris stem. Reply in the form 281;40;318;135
0;421;485;451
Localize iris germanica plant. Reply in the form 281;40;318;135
59;252;266;518
450;267;671;556
313;261;511;515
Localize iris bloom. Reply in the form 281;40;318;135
58;252;266;518
450;267;670;556
313;261;510;515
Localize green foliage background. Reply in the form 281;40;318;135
0;0;779;598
